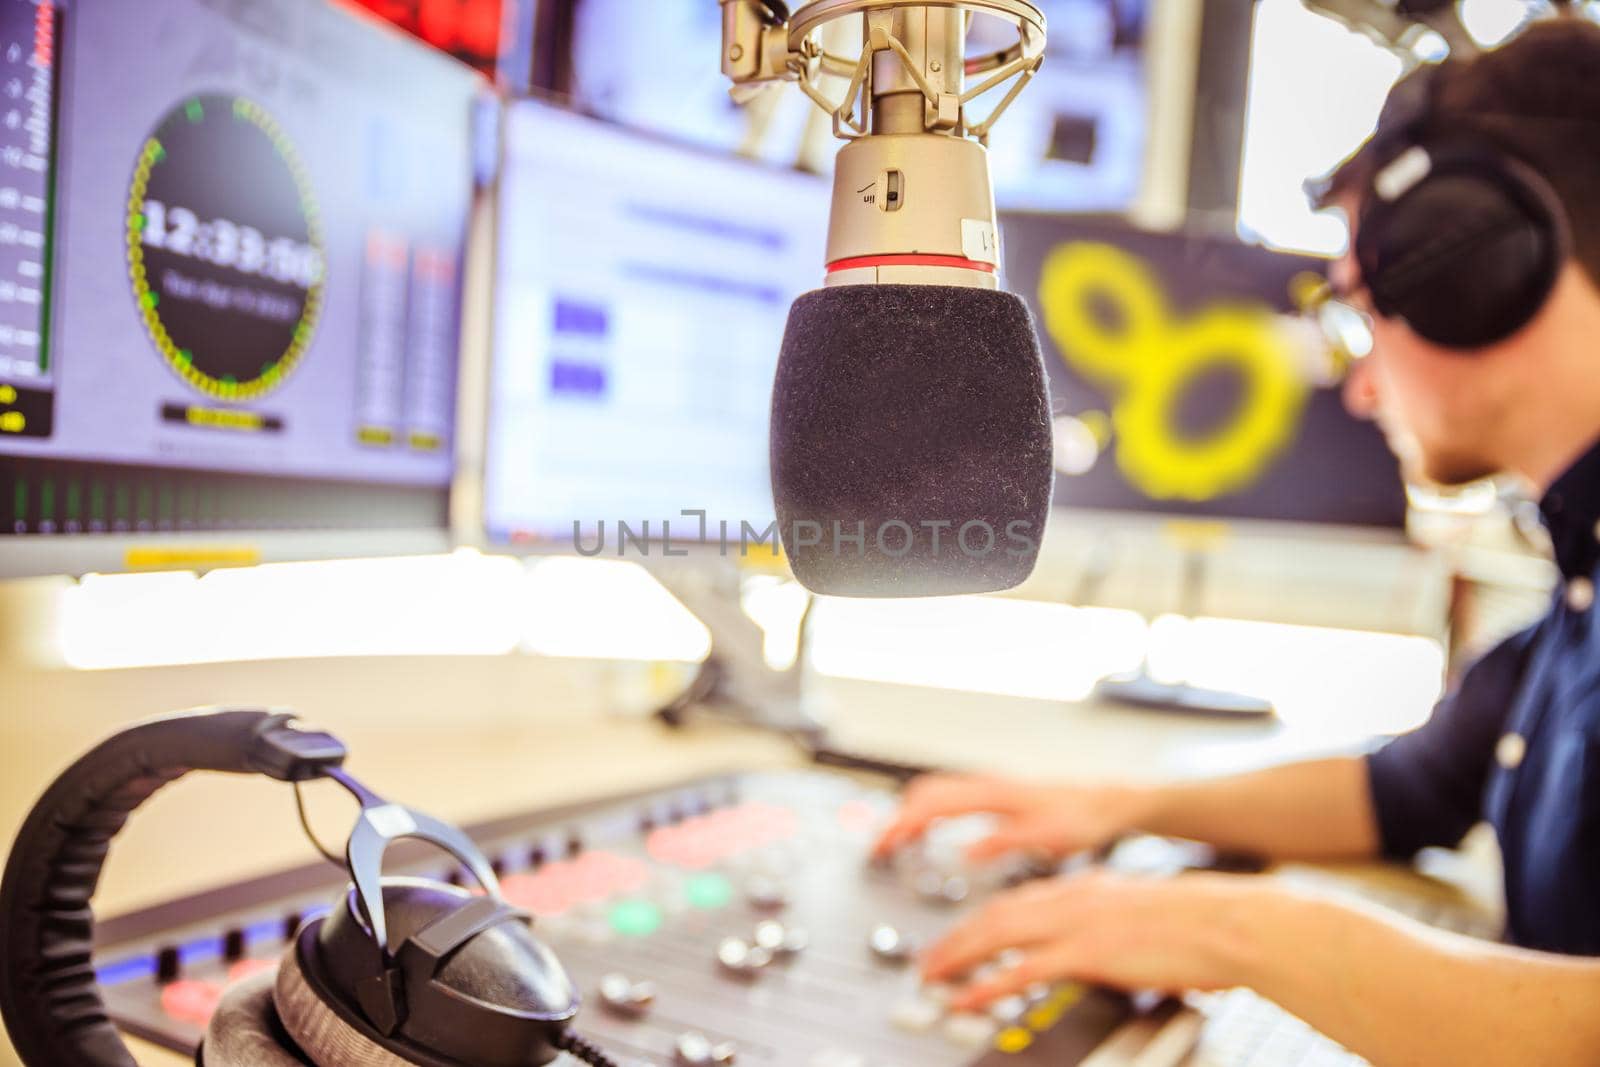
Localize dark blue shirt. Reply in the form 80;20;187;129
1368;440;1600;955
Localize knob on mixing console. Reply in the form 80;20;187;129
752;919;807;957
744;874;788;911
675;1031;738;1066
868;923;916;965
716;935;773;978
915;871;971;907
597;973;656;1019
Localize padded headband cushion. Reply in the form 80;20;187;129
0;710;295;1067
1358;147;1567;350
202;970;313;1067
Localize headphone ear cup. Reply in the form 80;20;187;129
1358;155;1566;350
273;939;414;1067
201;968;312;1067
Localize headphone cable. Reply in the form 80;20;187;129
555;1030;621;1067
293;780;347;867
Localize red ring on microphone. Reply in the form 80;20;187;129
826;253;997;274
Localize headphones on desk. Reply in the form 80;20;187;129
0;708;616;1067
1346;61;1573;351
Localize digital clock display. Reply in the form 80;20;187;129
140;199;323;290
127;94;325;402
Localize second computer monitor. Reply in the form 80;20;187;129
483;99;830;550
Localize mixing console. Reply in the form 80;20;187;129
93;771;1170;1066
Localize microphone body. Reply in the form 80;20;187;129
728;1;1054;597
823;132;1000;287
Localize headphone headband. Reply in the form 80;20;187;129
1347;61;1572;350
328;766;506;959
0;710;585;1067
0;709;348;1067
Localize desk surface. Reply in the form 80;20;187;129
0;665;1490;1067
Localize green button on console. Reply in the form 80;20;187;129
607;899;663;938
685;873;733;910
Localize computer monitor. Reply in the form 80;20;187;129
559;0;1149;213
340;0;519;80
480;97;830;551
1000;213;1409;530
0;0;484;578
981;0;1150;212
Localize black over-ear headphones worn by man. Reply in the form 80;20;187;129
1350;61;1573;351
0;708;618;1067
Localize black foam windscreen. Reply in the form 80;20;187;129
771;284;1054;597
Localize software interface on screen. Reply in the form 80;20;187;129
1001;214;1409;528
0;0;481;536
566;0;1148;214
484;99;830;546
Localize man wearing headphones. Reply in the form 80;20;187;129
874;20;1600;1067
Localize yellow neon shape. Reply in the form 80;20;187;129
1036;240;1309;503
1112;306;1307;501
1038;240;1169;387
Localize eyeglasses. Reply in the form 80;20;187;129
1291;272;1375;380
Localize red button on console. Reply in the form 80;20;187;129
160;978;223;1027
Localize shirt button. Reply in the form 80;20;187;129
1567;576;1595;612
1497;732;1527;770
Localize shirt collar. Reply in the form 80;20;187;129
1540;435;1600;579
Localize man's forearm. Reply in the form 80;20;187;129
1237;889;1600;1067
1126;756;1381;861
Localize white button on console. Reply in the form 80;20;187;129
676;1033;737;1067
942;1012;996;1049
745;875;788;911
675;1033;713;1067
754;919;807;956
717;936;772;977
914;871;970;907
988;995;1027;1025
598;973;656;1019
868;924;915;964
889;995;944;1034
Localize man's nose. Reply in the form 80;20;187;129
1343;355;1379;420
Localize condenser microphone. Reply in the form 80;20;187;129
723;0;1054;597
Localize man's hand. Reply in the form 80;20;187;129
921;868;1600;1067
872;773;1149;862
921;871;1264;1010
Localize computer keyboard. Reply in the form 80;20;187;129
1187;989;1368;1067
